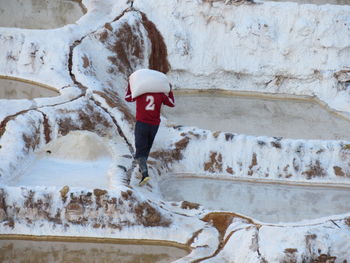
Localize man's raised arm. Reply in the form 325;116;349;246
125;83;135;102
163;89;175;107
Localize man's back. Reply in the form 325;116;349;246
125;86;175;125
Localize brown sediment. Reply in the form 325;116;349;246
202;213;235;238
284;248;298;253
186;228;204;247
305;233;317;255
248;152;257;176
68;39;86;92
212;131;221;138
99;30;109;42
150;136;190;164
193;212;257;262
271;140;281;149
41;112;51;144
225;133;234;141
94;189;107;206
0;188;7;220
106;20;144;77
0;110;29;137
22;122;41;152
226;166;234;174
134;201;171;227
310;254;337;263
57;103;112;137
4;219;15;228
280;165;293;178
65;202;86;224
90;95;134;155
282;247;298;263
104;22;113;31
302;160;326;179
204;152;223;173
60;186;69;202
121;190;134;201
181;201;200;210
94;189;107;197
22;190;61;224
93;90;135;126
334;69;350;84
82;55;90;68
140;12;170;74
175;137;190;151
344;217;350;228
333;166;347;177
188;131;201;139
342;144;350;150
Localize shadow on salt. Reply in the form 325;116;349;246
0;0;86;29
160;175;350;224
6;131;114;189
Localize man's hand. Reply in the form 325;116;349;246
168;84;173;96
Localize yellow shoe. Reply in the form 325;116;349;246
139;175;150;186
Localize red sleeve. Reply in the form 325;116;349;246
163;90;175;107
125;83;135;102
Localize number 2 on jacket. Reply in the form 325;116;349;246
145;95;155;111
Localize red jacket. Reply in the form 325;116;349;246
125;83;175;125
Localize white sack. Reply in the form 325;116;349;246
129;68;170;98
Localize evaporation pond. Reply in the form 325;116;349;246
4;131;115;189
160;176;350;223
267;0;350;5
163;92;350;140
0;78;58;99
0;239;188;263
0;0;85;29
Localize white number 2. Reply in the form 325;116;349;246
145;95;155;111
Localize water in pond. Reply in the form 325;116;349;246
160;176;350;223
266;0;350;5
5;131;115;189
0;239;188;263
163;92;350;141
0;78;58;99
0;0;85;29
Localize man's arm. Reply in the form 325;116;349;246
125;83;135;102
163;89;175;107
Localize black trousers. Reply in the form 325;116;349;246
134;121;159;160
134;121;159;175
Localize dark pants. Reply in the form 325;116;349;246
134;121;159;174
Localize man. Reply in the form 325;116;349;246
125;76;175;186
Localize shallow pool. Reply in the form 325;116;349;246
0;0;85;29
0;78;58;99
5;131;116;189
163;92;350;140
266;0;350;5
160;175;350;223
0;239;188;263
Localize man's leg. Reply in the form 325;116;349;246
136;156;148;175
145;124;159;158
135;121;149;161
134;121;150;185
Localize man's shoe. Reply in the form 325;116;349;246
139;173;150;186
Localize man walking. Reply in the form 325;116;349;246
125;69;175;185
